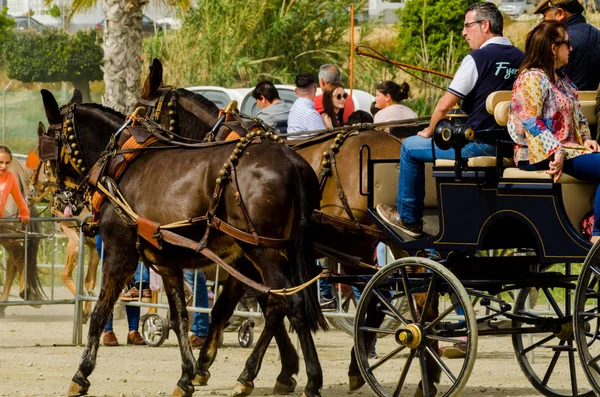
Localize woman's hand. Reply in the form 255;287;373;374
547;148;564;183
20;216;29;225
417;127;432;138
584;138;600;152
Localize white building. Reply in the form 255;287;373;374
368;0;405;23
4;0;177;30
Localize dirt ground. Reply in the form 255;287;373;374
0;287;590;397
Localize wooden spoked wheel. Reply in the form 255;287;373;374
575;242;600;395
353;257;477;397
513;281;594;397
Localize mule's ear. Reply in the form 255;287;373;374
70;89;83;105
41;89;61;124
142;58;163;99
37;121;46;137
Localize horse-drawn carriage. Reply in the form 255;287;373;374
338;90;600;397
28;60;600;396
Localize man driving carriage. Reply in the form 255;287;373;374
378;2;524;238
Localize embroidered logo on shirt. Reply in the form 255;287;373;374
495;62;518;80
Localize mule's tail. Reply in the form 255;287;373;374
23;204;45;300
288;159;328;332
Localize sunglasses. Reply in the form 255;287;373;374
335;92;348;100
555;38;572;48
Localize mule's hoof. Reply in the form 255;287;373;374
67;381;89;396
82;311;91;325
273;377;297;394
172;384;194;397
414;384;437;397
192;370;210;386
232;380;254;396
348;375;365;392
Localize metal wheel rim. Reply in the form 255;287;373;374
142;314;167;347
575;242;600;394
353;257;478;397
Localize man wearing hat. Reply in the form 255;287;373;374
536;0;600;91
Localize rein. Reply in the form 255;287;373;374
355;45;453;91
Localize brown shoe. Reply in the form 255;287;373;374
119;286;138;302
190;334;206;348
141;289;152;303
127;330;146;345
103;331;119;346
376;204;423;238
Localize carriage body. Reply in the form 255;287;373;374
351;91;600;397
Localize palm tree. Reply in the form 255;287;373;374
70;0;189;113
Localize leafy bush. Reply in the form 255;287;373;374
143;0;359;87
3;29;103;100
0;6;15;62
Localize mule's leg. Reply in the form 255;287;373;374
0;258;17;318
83;242;100;323
61;224;80;297
347;298;386;391
68;240;138;397
413;292;440;397
195;273;248;386
161;270;196;397
255;293;300;395
237;249;322;397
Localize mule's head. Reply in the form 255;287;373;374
138;58;220;141
26;122;56;203
35;89;124;215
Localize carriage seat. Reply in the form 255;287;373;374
488;90;598;231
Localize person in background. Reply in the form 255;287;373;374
314;64;355;123
184;269;209;348
321;85;347;128
96;236;148;346
0;145;29;224
251;80;291;133
287;72;325;139
535;0;600;91
373;81;418;132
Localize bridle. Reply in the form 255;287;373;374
28;104;90;215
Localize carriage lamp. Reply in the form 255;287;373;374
433;106;475;180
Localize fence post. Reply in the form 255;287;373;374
72;215;91;345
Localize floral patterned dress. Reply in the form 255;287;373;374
507;68;592;165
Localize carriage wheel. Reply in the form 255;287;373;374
328;287;408;337
238;320;254;348
575;242;600;395
142;314;168;347
513;282;594;397
354;257;477;397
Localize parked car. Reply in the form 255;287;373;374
156;12;182;30
498;0;535;18
9;16;44;31
95;15;159;36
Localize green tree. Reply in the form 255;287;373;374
0;6;15;61
69;0;190;113
397;0;479;73
143;0;357;87
3;29;103;101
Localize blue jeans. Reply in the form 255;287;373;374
96;235;142;333
397;136;495;223
184;270;209;337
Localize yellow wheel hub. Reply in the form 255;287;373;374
555;322;574;341
397;323;422;349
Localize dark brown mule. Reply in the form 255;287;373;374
139;59;443;396
39;89;326;397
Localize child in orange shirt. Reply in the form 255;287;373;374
0;146;30;224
